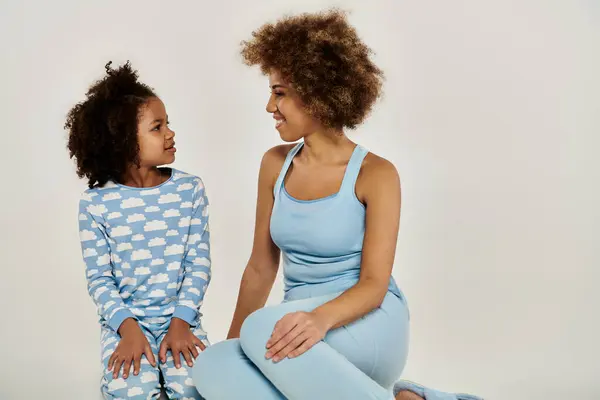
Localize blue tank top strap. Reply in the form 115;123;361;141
339;144;369;197
273;142;304;198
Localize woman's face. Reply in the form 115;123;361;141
266;69;322;142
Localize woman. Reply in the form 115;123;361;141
193;9;481;400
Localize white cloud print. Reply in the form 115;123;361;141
102;192;121;201
145;206;160;213
134;267;151;275
148;273;169;284
167;262;180;271
141;188;160;196
132;234;145;241
96;254;110;266
177;183;193;192
144;220;168;232
78;213;87;221
149;289;166;298
193;271;209;280
163;209;180;218
107;212;122;220
107;378;127;391
180;201;193;209
127;387;144;397
167;230;178;236
79;230;97;242
193;257;210;267
86;204;107;216
165;244;184;256
158;193;182;204
151;258;165;266
140;371;158;383
117;243;133;252
120;198;145;209
187;233;201;244
127;213;145;223
149;238;166;247
168;382;185;394
83;248;98;258
110;226;132;237
166;367;188;377
132;249;152;260
178;217;191;228
81;192;97;202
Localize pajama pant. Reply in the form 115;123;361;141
192;291;409;400
100;320;209;399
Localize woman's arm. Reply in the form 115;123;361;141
312;156;401;329
226;146;290;339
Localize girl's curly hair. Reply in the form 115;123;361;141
65;61;156;188
241;9;384;130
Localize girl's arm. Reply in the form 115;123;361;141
171;177;211;326
78;194;137;333
226;146;288;339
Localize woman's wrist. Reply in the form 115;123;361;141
311;306;336;331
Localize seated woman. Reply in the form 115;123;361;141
193;9;482;400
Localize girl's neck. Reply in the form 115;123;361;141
121;166;169;188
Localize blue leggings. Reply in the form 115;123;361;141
192;291;409;399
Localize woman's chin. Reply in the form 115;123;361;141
277;127;303;143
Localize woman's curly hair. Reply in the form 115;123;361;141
241;8;383;130
65;61;156;188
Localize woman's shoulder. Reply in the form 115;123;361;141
260;143;296;171
358;149;400;189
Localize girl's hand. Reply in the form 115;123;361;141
159;318;206;368
265;311;331;362
108;318;156;379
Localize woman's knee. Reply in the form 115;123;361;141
239;307;278;360
193;340;244;397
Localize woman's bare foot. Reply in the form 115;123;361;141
395;390;425;400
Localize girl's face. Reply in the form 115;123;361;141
137;97;176;167
266;69;323;142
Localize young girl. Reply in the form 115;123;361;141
66;61;210;400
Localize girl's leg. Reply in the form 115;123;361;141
158;324;210;399
100;326;162;399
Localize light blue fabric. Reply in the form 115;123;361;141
193;143;409;399
194;291;409;400
393;380;484;400
77;168;211;398
271;142;404;302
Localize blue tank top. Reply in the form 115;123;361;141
270;142;404;302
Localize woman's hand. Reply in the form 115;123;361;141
108;318;156;379
265;311;332;362
159;318;205;369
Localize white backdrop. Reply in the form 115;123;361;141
1;1;598;399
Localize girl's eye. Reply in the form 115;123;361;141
152;125;161;131
273;91;284;97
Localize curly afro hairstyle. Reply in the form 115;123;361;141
65;61;157;188
241;8;383;130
